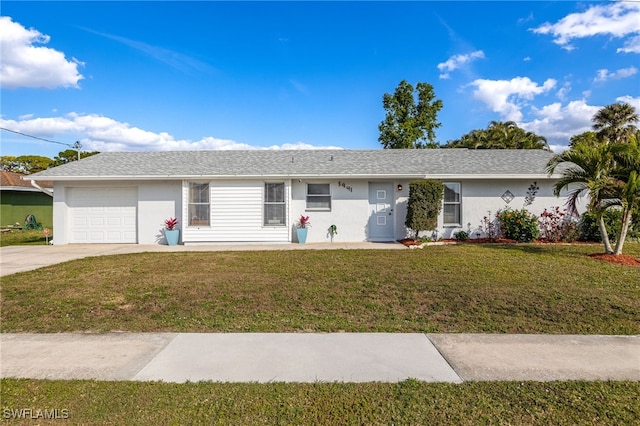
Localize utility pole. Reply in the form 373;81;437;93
73;141;82;161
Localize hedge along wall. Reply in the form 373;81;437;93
0;190;53;227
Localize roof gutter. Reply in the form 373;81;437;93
28;179;54;197
25;173;561;182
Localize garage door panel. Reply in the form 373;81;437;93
69;188;137;244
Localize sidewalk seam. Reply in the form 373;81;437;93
424;333;464;383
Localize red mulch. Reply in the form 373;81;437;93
588;253;640;267
397;238;424;247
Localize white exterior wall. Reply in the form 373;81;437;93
52;183;70;245
138;181;182;244
290;179;409;243
51;177;585;245
182;180;290;243
436;179;587;239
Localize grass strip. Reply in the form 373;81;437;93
2;379;638;425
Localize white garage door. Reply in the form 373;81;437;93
69;188;137;243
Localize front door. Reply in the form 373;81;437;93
368;182;395;241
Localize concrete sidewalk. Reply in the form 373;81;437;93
1;333;638;383
0;242;407;277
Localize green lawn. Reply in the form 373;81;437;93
1;379;638;425
0;229;50;247
2;244;639;423
1;244;639;334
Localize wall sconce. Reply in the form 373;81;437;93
397;184;403;191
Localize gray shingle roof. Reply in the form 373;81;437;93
28;149;561;180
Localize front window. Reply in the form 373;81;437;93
264;182;286;226
443;182;461;225
306;183;331;211
188;182;210;226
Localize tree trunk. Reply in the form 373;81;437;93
598;214;614;254
613;208;633;255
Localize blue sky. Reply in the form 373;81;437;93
1;1;639;158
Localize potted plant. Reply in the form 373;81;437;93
296;215;310;244
164;217;180;246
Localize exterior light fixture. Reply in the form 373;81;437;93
397;184;403;191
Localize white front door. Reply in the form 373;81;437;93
368;182;395;241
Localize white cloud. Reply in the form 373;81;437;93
532;2;640;52
467;77;557;121
618;35;640;53
593;66;638;82
615;95;640;111
437;50;484;79
0;17;84;89
521;100;599;151
555;82;571;101
523;96;640;152
0;113;343;152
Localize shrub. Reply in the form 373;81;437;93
578;210;621;242
453;230;469;241
539;207;579;242
479;212;498;241
496;208;539;242
405;180;444;240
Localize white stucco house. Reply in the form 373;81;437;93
26;149;580;245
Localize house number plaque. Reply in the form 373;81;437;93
337;181;353;192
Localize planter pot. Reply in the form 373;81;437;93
296;227;308;244
165;229;180;246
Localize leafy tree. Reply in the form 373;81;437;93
444;121;550;150
569;131;599;149
53;149;99;166
378;80;443;149
0;156;19;172
592;102;639;144
405;179;444;239
0;155;54;174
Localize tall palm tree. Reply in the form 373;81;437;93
592;102;639;143
609;135;640;255
547;143;617;253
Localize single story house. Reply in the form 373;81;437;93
26;149;582;245
1;171;53;228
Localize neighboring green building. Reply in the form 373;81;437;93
1;171;53;228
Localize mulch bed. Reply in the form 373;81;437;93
588;253;640;267
397;238;640;267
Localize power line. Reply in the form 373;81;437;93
0;126;78;147
1;127;82;159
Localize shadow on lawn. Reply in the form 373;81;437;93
480;243;551;255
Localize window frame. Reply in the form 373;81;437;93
263;182;287;227
188;182;211;227
443;182;462;226
305;183;332;211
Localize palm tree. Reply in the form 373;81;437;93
547;143;617;253
609;135;640;255
592;102;639;143
445;121;550;150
